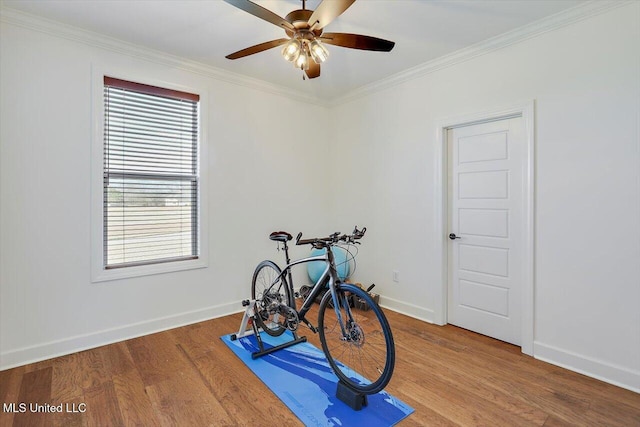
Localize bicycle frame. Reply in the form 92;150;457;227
268;245;347;330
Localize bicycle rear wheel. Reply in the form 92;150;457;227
251;260;292;337
318;283;395;394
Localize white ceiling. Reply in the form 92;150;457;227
2;0;587;101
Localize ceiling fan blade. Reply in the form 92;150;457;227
305;61;320;79
224;0;294;31
307;0;355;31
319;33;395;52
225;38;290;59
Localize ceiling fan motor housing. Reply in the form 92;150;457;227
285;10;322;38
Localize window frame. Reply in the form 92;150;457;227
91;67;208;282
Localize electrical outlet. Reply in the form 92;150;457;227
392;270;399;282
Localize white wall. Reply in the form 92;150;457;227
328;3;640;392
0;19;331;368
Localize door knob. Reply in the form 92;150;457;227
449;233;461;240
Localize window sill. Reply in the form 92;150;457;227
91;257;207;283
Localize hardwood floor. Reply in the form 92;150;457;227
1;308;638;426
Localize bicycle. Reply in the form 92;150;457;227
251;226;395;395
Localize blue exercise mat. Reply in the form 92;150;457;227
221;331;413;426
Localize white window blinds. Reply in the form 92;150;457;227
103;76;200;269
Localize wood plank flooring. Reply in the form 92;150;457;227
1;308;638;426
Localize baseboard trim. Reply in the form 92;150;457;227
0;301;243;371
5;301;638;395
380;296;435;324
534;341;640;393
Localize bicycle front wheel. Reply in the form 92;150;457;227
318;283;395;394
251;260;292;337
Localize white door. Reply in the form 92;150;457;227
447;117;524;346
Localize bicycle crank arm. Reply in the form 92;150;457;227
301;318;318;333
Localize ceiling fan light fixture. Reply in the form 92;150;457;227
282;38;302;62
224;0;396;80
309;39;329;64
294;48;310;70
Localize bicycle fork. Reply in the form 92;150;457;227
327;281;358;342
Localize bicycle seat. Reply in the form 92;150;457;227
269;231;292;242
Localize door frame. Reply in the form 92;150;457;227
433;100;535;355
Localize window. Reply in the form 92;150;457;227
102;76;200;269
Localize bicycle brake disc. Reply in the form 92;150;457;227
348;323;365;347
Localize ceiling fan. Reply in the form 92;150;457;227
223;0;395;79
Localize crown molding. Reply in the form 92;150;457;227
0;6;329;107
329;0;631;107
1;1;630;108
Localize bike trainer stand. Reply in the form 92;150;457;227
230;299;307;359
230;300;368;411
336;381;368;410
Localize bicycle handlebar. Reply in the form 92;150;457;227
295;226;366;248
